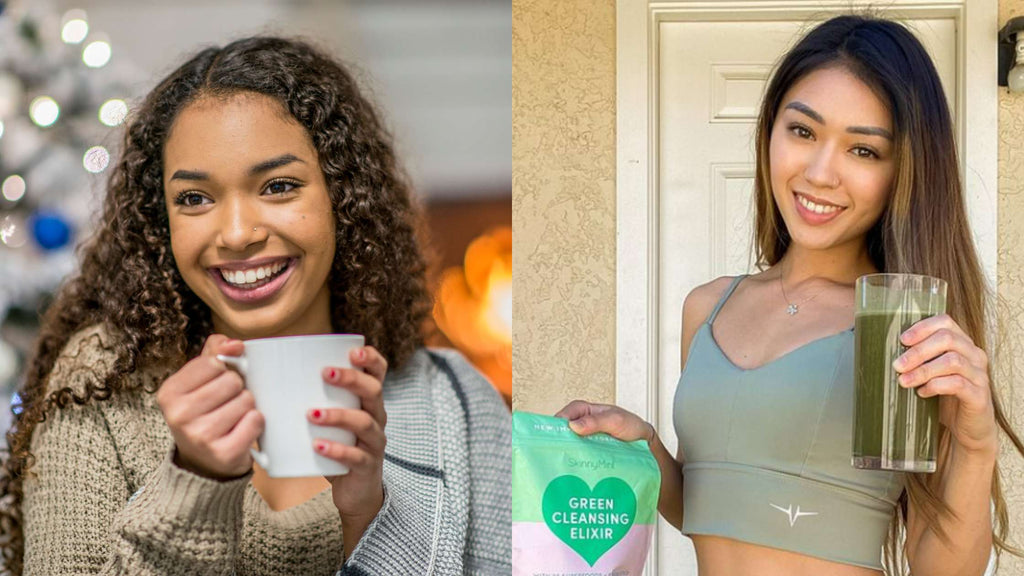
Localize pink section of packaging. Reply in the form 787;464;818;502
512;522;654;576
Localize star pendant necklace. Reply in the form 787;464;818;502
778;263;827;316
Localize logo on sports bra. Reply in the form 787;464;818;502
769;503;819;527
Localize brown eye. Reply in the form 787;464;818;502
174;192;209;207
789;124;813;139
265;179;299;195
851;146;879;159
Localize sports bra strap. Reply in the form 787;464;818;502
706;275;747;325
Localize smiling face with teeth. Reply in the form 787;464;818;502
768;66;896;255
162;92;336;340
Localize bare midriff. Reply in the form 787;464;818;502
691;535;884;576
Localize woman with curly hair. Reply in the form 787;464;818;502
0;36;511;575
559;15;1022;576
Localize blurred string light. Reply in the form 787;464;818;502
2;175;25;203
98;98;127;126
83;146;110;173
0;215;27;248
82;40;111;68
60;10;89;45
0;216;15;244
29;96;59;127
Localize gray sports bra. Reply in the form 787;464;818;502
673;275;904;570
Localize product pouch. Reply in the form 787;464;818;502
512;411;661;576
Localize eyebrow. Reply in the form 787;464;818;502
784;101;893;141
847;125;893;140
785;101;824;124
169;153;306;182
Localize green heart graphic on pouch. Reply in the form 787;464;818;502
542;475;637;566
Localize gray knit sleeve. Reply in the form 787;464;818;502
333;361;449;575
335;349;511;576
335;477;432;575
443;352;512;574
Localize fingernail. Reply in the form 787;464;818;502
893;356;904;370
315;442;328;453
358;349;366;361
310;409;323;421
898;374;909;386
327;368;337;380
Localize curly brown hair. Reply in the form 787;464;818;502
0;36;432;575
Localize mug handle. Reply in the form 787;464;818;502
215;354;271;470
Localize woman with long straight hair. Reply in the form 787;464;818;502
560;15;1023;576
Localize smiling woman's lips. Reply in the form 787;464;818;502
210;258;297;303
793;192;845;226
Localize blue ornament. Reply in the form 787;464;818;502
30;211;72;251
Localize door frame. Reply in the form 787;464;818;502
615;1;997;573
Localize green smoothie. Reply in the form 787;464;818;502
853;309;940;472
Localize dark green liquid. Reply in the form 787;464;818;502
853;310;939;472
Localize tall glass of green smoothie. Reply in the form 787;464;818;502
853;273;947;473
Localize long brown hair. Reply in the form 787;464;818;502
752;15;1024;575
0;37;432;575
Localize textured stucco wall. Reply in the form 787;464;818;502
511;0;616;413
998;0;1024;570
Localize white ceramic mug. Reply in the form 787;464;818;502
217;333;364;478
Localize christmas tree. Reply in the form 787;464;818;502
0;0;135;426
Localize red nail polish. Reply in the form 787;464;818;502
311;409;322;420
316;442;327;453
358;349;366;360
327;368;337;379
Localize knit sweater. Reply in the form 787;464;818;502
22;325;511;575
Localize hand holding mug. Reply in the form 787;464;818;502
555;400;655;444
157;335;265;480
309;345;388;526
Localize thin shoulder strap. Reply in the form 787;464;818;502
706;275;747;325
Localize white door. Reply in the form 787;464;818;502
615;2;996;575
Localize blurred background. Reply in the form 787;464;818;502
0;0;512;440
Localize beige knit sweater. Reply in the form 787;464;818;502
22;325;512;575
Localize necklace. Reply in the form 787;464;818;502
778;264;827;316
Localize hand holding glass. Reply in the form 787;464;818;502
853;274;946;473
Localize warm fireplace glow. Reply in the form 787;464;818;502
433;226;511;398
